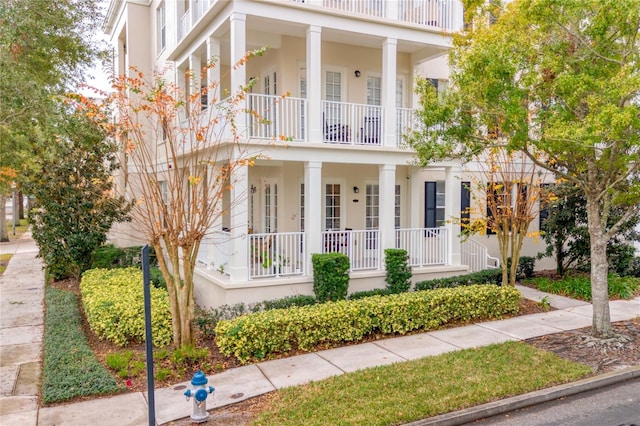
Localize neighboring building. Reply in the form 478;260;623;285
103;0;548;308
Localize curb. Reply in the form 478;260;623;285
405;366;640;426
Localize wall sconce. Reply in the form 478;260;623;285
354;70;361;78
250;184;256;194
353;186;359;193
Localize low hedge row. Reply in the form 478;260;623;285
81;267;173;347
215;284;520;362
414;269;503;291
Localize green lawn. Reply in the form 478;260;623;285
253;342;592;426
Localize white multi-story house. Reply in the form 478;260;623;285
103;0;527;308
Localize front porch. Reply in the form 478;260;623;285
197;227;449;280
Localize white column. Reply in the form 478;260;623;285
382;38;397;147
379;164;396;261
229;159;249;282
230;12;247;133
445;165;462;265
304;161;322;273
206;36;221;101
307;25;322;143
189;53;201;111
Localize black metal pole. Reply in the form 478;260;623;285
142;245;156;426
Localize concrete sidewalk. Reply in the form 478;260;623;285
1;236;639;425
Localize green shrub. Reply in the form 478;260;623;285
507;256;536;280
349;288;393;300
414;269;503;291
215;285;521;363
384;248;412;293
312;252;350;302
195;304;250;338
524;273;639;301
42;287;121;403
80;267;173;347
91;244;126;269
259;295;318;310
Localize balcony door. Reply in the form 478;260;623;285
262;180;279;234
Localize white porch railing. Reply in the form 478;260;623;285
248;94;307;142
397;107;419;149
249;232;305;279
398;0;456;30
197;230;232;274
322;101;383;145
322;229;380;271
461;238;500;272
395;227;447;267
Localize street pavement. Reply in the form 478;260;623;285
1;233;639;425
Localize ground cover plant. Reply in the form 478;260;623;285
524;274;640;301
42;286;121;404
253;342;592;426
0;253;11;275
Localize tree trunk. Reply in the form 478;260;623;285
586;196;613;338
0;196;8;242
154;241;195;348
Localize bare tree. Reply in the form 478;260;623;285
81;49;273;347
463;148;549;286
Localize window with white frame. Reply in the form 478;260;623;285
365;184;379;230
157;2;166;53
264;182;278;233
396;78;404;108
367;76;381;106
325;183;341;230
299;182;305;231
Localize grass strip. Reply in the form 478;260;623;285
42;286;122;404
0;254;11;275
253;341;592;426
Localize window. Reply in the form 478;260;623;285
325;71;342;102
157;2;166;53
396;78;404;108
425;181;445;228
264;182;278;233
395;184;401;229
299;183;305;232
325;183;341;230
365;184;379;230
461;181;471;229
366;76;381;106
539;183;551;231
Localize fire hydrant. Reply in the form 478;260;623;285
184;370;215;423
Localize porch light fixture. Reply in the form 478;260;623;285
354;70;361;78
250;185;256;194
353;186;359;193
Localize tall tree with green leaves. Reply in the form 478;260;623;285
0;0;104;240
408;0;640;338
25;109;131;280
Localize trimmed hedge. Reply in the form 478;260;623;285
414;269;503;291
81;267;173;347
215;284;521;362
312;252;350;302
384;248;412;293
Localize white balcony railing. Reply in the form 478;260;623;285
178;0;213;42
248;94;307;142
322;229;380;271
461;238;500;272
249;232;305;279
397;107;419;149
322;101;383;146
395;227;447;267
293;0;461;32
322;0;384;17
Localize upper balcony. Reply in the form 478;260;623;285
178;0;464;43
